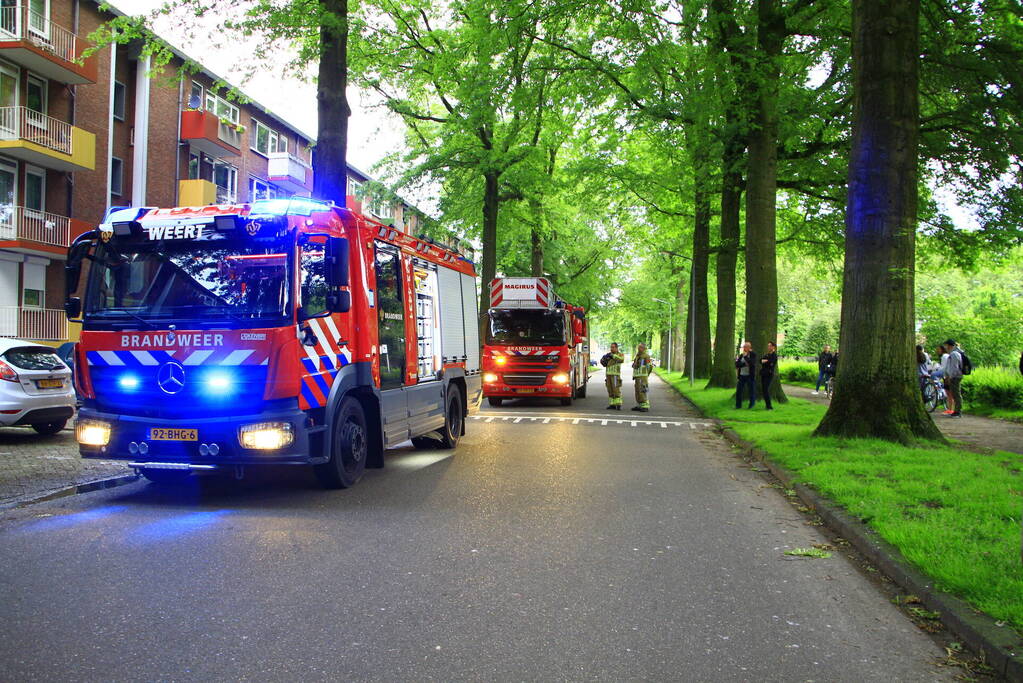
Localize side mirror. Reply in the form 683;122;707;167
328;290;351;314
326;237;349;287
64;297;81;320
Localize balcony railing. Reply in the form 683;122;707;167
0;106;72;155
0;4;81;64
0;306;67;342
0;205;70;247
218;122;242;149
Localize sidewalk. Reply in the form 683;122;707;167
0;427;133;506
783;383;1023;455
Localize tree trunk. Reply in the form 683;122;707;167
744;0;787;403
672;279;685;373
530;223;544;276
707;118;743;388
693;174;712;377
312;0;350;204
814;0;942;443
479;170;500;341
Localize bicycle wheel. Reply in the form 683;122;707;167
923;382;938;412
825;377;835;400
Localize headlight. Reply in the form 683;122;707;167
552;373;570;384
493;356;507;365
483;373;499;383
238;422;294;450
76;420;111;446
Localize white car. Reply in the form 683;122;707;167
0;338;76;435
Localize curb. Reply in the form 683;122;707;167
657;373;1023;681
1;473;140;511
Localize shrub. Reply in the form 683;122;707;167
962;366;1023;410
778;360;818;384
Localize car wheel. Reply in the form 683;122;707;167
314;397;369;489
31;420;67;436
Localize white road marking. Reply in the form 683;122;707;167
468;416;712;430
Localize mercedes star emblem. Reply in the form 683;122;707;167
157;361;186;395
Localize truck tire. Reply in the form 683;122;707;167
314;397;368;489
487;397;503;407
412;385;464;450
140;468;192;485
439;385;463;449
31;420;67;436
575;376;587;399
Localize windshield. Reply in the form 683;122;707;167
84;238;291;324
487;309;566;346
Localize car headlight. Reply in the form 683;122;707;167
238;422;294;450
76;420;111;446
483;372;499;383
552;373;570;384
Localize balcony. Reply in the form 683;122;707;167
267;152;313;194
0;106;95;171
0;4;97;84
178;179;217;206
181;110;241;158
0;206;90;256
0;306;67;342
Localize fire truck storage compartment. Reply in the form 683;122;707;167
460;273;480;372
413;260;440;381
438;266;465;364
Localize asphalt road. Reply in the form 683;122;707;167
0;373;953;681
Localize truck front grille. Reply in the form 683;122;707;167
502;373;548;387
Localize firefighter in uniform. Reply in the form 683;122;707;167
632;343;652;412
603;343;624;410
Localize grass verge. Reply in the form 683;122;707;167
656;368;1023;632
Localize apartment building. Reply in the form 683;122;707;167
0;0;427;345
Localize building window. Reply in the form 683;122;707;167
110;157;123;196
28;0;47;35
213;161;237;203
368;196;392;220
250;119;287;156
22;288;42;308
24;165;44;214
113;81;126;121
205;93;239;125
249;177;288;201
188;81;203;109
26;75;46;128
188;152;200;180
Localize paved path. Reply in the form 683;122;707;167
0;427;132;506
0;374;954;680
784;383;1023;455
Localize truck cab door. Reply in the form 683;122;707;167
374;242;409;445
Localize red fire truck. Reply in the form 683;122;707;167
481;277;589;407
64;198;482;488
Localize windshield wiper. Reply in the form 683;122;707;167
90;309;155;330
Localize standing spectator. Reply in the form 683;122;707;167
813;344;835;395
760;341;778;410
735;342;758;409
602;343;624;411
943;339;964;417
916;346;931;400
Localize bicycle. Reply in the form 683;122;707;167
921;376;947;413
824;375;836;400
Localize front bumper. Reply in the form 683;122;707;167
77;405;321;466
482;383;572;398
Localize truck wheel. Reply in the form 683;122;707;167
31;420;67;436
140;468;192;485
439;385;463;449
575;377;587;399
487;397;503;407
314;397;368;489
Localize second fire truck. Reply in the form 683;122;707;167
481;277;590;406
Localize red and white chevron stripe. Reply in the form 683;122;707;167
490;278;504;307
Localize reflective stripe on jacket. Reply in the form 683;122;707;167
605;353;624;376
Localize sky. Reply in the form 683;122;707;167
108;0;411;195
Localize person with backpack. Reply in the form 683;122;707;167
942;339;969;417
602;343;624;411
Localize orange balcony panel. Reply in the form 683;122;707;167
0;6;98;84
181;109;240;158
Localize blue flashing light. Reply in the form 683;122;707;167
249;197;333;217
203;371;234;395
118;374;140;390
102;206;155;224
